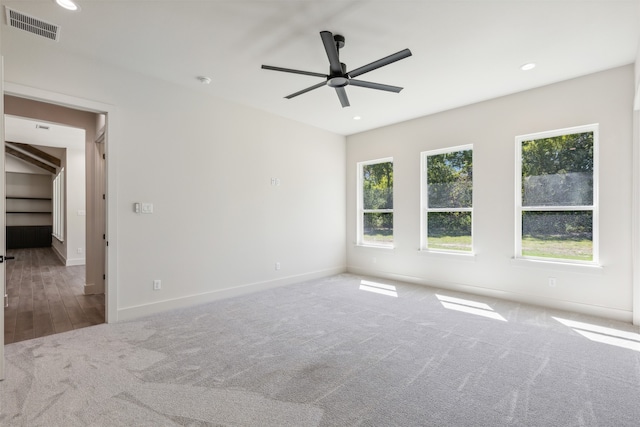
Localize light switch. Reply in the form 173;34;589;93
141;203;153;214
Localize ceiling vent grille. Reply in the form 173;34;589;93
4;7;60;41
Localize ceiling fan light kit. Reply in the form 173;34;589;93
262;31;412;108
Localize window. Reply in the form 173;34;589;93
357;158;393;247
421;145;473;252
516;125;598;263
53;168;64;242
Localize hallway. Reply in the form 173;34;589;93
3;247;104;344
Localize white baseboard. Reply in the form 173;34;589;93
117;266;347;322
66;258;86;266
51;245;86;267
347;266;633;323
84;282;104;295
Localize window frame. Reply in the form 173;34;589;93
515;124;599;265
53;167;65;242
420;144;474;253
357;157;394;248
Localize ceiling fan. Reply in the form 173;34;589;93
262;31;412;108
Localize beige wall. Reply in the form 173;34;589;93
347;65;635;321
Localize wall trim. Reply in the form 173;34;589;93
84;282;104;294
117;266;347;322
347;266;633;323
633;110;640;326
66;257;86;267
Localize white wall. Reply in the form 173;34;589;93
39;144;86;267
1;32;346;320
5;155;49;174
633;25;640;325
65;146;86;266
347;65;634;322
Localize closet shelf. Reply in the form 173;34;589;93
6;212;52;214
6;197;52;200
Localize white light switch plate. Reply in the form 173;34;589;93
141;203;154;214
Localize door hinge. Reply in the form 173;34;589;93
103;274;106;280
103;234;106;239
102;153;105;160
103;194;106;200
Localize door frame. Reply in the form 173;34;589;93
1;57;5;379
3;82;118;324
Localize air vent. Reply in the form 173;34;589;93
5;7;60;41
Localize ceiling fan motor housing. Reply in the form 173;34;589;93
328;62;349;87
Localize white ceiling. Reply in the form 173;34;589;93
2;0;639;135
5;115;85;150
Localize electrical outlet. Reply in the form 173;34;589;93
77;248;83;254
153;279;161;290
548;277;557;288
275;262;281;271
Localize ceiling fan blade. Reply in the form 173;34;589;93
335;87;350;108
320;31;343;75
285;81;328;99
262;65;327;78
349;79;403;93
347;48;412;78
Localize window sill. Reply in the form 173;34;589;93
355;243;395;251
510;257;603;273
417;249;476;261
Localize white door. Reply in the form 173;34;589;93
1;56;6;379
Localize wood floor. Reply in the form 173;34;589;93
3;247;104;344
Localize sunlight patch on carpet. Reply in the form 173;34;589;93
359;280;398;297
553;317;640;352
436;294;507;322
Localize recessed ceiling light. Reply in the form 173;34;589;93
353;116;361;120
55;0;80;11
521;62;536;71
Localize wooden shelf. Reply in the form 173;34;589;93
6;197;52;200
7;212;52;214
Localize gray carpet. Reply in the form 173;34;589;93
1;273;639;426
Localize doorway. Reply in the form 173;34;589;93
3;95;107;343
1;82;117;381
